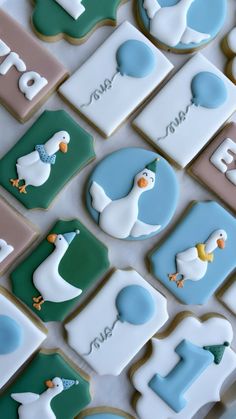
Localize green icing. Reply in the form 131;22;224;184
11;219;110;322
0;110;95;210
32;0;123;41
0;352;91;418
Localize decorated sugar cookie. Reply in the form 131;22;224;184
136;0;227;53
133;54;236;168
149;201;236;305
0;110;95;209
0;11;67;122
0;197;38;275
87;148;178;240
65;269;168;375
78;407;135;419
217;277;236;316
0;350;91;419
32;0;125;44
11;219;110;322
191;123;236;213
0;287;47;389
131;313;236;419
59;21;173;137
222;27;236;84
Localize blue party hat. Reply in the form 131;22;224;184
61;378;79;391
63;229;80;245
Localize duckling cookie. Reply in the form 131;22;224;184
133;54;236;168
78;407;134;419
131;313;236;419
149;201;236;305
0;349;91;419
190;123;236;213
59;21;173;137
65;268;168;376
32;0;125;44
0;287;47;389
11;219;110;322
0;110;95;210
0;10;68;122
0;197;38;275
217;277;236;316
136;0;227;53
87;148;178;240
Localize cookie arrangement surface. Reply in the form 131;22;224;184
0;1;236;417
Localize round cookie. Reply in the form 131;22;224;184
78;407;135;419
86;148;178;240
136;0;227;54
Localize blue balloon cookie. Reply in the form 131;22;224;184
86;148;178;240
137;0;227;53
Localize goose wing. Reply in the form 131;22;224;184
131;219;161;238
181;26;210;45
177;246;198;262
17;150;40;167
143;0;161;18
90;181;111;213
11;392;40;404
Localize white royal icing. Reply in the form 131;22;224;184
65;269;169;376
132;316;236;419
59;21;173;137
143;0;210;47
0;39;10;56
55;0;85;20
0;238;14;264
0;52;26;75
219;279;236;316
210;137;236;186
227;27;236;54
19;72;48;101
0;291;46;389
133;54;236;168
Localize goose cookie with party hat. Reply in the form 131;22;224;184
11;219;110;322
0;110;95;210
0;350;91;419
59;21;173;137
131;313;236;419
87;148;178;240
136;0;227;53
32;0;125;44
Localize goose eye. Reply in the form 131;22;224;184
150;177;154;182
142;172;148;176
59;237;62;241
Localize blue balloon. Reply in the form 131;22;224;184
116;40;156;78
116;285;156;325
191;71;228;109
0;315;23;355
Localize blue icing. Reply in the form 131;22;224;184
150;202;236;304
191;72;228;109
137;0;227;51
149;339;214;412
0;315;23;355
86;148;178;241
82;414;127;419
116;40;156;78
116;285;156;325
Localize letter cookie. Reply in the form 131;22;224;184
131;313;236;419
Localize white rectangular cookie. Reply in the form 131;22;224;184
59;21;173;137
133;54;236;168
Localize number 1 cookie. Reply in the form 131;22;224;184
131;313;236;419
32;0;125;44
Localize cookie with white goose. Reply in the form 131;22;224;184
11;219;110;322
0;110;95;210
0;349;91;419
149;201;236;304
86;148;178;240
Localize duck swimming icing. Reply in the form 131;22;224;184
89;159;161;239
10;131;70;194
143;0;210;47
11;377;79;419
169;229;227;288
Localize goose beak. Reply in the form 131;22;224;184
217;238;225;249
45;380;54;388
47;234;57;244
59;142;68;153
138;177;148;188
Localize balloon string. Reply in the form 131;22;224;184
156;102;193;142
83;316;120;356
80;71;120;109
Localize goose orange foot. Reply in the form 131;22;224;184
10;178;19;188
177;280;184;288
169;273;178;282
19;185;27;194
33;300;45;311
